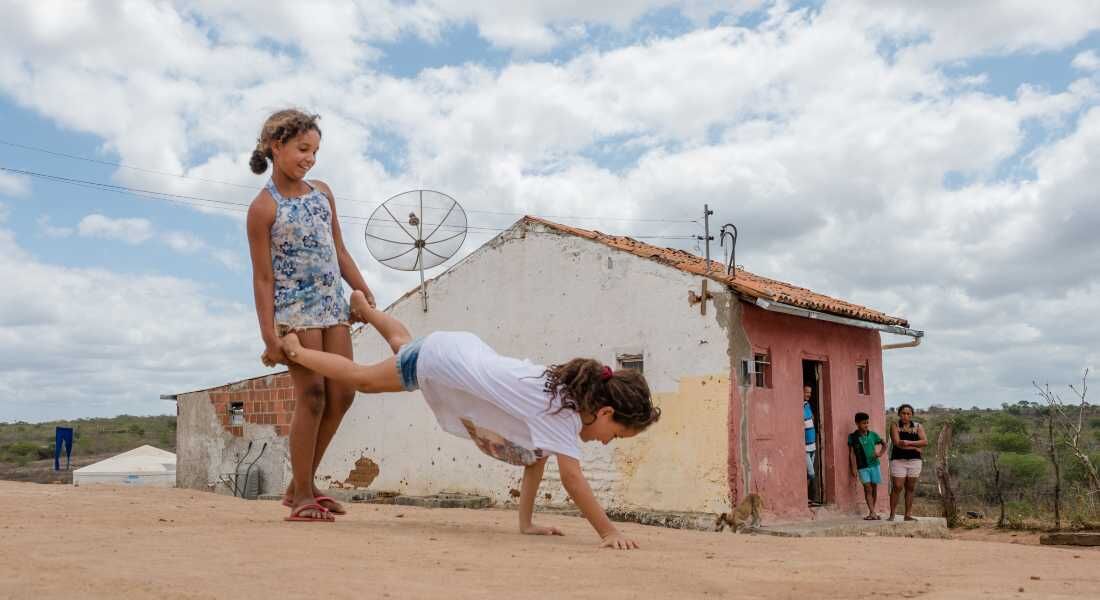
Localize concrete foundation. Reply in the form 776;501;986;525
751;515;949;538
1040;532;1100;546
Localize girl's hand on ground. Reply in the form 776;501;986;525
521;524;564;536
599;531;639;550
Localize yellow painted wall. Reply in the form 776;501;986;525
611;374;730;513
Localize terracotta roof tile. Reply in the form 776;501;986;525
522;216;909;328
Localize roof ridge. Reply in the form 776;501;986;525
521;215;908;327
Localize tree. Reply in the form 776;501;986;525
1034;370;1100;494
935;422;959;527
1040;404;1063;529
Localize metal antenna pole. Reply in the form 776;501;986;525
697;204;714;274
418;190;428;312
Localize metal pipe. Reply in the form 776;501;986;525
753;298;924;346
882;336;922;351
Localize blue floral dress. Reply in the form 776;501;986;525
267;179;350;332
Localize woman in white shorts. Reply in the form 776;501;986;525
888;404;927;521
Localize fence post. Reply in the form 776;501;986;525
936;422;959;528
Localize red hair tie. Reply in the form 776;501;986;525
601;366;613;381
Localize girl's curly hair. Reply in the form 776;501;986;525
249;109;321;175
542;358;660;430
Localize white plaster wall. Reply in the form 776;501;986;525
318;222;732;513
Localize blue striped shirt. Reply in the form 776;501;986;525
803;402;816;452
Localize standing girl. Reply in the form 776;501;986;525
888;404;927;521
246;109;376;522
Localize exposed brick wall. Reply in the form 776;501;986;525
206;373;296;437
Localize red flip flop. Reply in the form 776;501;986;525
315;495;346;515
285;503;334;522
281;495;330;509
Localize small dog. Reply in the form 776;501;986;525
715;493;763;532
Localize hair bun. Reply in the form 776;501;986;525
249;149;268;174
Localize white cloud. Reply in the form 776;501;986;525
0;220;266;421
162;230;206;254
77;214;154;244
839;0;1100;64
0;171;30;198
36;215;73;238
209;248;245;272
1073;49;1100;71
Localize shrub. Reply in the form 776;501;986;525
986;432;1032;454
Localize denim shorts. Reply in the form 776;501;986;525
859;466;882;485
395;336;425;392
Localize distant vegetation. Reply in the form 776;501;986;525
0;415;176;466
902;390;1099;530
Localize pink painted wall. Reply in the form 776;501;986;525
730;301;888;520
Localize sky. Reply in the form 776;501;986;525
0;0;1098;422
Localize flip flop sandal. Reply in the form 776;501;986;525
283;496;335;512
315;495;346;515
285;503;334;522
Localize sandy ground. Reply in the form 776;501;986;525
0;482;1096;600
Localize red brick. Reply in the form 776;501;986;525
275;424;290;436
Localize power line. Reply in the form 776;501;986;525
0;166;698;241
0;138;699;225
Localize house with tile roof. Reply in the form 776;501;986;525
173;216;922;522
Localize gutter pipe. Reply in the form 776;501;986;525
752;298;923;351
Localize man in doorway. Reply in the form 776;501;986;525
803;385;817;500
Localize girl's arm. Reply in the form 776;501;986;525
555;455;638;549
246;194;284;365
517;457;562;536
314;181;376;307
912;423;929;449
890;422;906;448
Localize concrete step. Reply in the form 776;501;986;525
748;515;949;539
1040;532;1100;547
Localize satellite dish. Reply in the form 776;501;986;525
365;190;467;312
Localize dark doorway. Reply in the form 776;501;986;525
803;360;827;505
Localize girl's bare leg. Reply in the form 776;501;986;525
888;476;904;520
285;328;332;521
281;291;412;508
282;333;404;393
904;477;918;520
350;290;411;354
283;324;357;513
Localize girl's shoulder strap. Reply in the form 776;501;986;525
264;178;283;201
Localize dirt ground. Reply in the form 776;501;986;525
1;482;1097;600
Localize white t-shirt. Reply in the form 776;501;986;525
416;331;583;465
